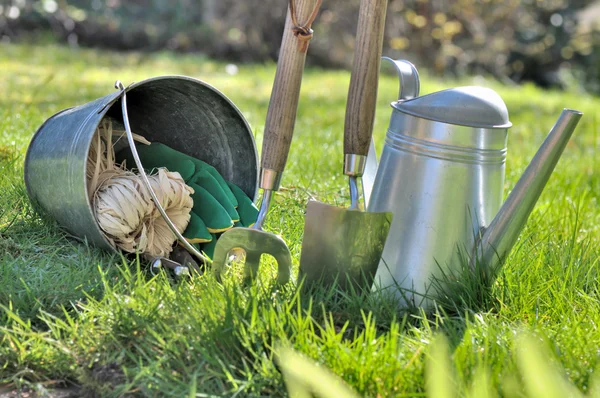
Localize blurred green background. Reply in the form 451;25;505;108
1;0;599;93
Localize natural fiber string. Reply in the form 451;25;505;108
289;0;323;52
87;119;194;257
93;169;193;256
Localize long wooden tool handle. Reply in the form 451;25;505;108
260;0;321;190
343;0;388;158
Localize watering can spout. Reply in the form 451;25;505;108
472;108;583;280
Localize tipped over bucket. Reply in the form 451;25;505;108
24;76;259;253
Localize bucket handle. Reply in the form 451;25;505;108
114;80;212;266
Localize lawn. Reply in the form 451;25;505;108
1;42;599;397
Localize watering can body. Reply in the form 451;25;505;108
368;59;581;308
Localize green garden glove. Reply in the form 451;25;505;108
117;143;239;214
182;212;212;244
199;233;218;259
188;182;233;233
116;144;196;182
189;158;238;208
226;181;259;227
116;143;257;244
120;142;238;207
191;169;239;223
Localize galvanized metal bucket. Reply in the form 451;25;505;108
24;76;259;253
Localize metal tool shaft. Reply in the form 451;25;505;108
253;189;273;231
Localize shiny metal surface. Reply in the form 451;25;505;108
259;169;282;191
368;109;509;308
299;200;392;291
254;189;273;230
387;112;508;155
174;266;190;278
360;59;421;208
24;76;259;254
211;0;319;285
381;57;420;100
349;176;360;210
211;184;291;284
368;58;582;309
212;227;291;284
150;257;164;275
151;256;184;271
299;0;394;292
393;86;512;129
472;109;582;281
211;187;291;284
369;62;583;309
343;154;367;177
362;137;378;208
150;256;191;278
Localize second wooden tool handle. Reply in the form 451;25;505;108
261;0;318;178
343;0;388;157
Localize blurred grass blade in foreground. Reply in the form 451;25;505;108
275;344;360;398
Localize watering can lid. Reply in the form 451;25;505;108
392;86;512;129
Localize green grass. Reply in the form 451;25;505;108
0;42;599;397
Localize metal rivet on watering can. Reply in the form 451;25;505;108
24;76;259;255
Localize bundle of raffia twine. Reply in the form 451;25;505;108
86;118;194;257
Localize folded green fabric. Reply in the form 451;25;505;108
226;181;259;227
200;233;218;259
188;182;233;233
183;212;212;243
118;143;240;208
116;144;197;182
190;169;239;223
189;158;238;208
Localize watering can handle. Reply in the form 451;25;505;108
381;57;420;101
361;58;420;207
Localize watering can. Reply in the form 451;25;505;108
368;58;583;308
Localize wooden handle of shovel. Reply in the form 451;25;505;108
261;0;321;185
343;0;389;157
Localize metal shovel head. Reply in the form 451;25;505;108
212;227;292;285
299;200;392;292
